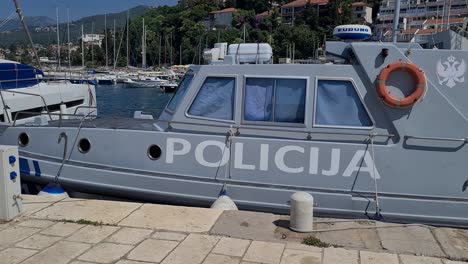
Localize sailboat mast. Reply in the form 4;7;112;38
142;18;146;69
81;24;84;68
12;0;42;69
159;35;162;67
170;32;173;65
105;14;108;68
243;23;246;43
91;22;94;68
56;7;61;69
67;8;71;70
113;20;116;70
126;10;129;67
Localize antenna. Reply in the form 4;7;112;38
392;0;401;43
12;0;42;69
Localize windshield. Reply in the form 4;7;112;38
166;73;194;112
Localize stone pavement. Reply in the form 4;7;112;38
0;195;467;264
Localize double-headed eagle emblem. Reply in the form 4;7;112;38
436;55;465;88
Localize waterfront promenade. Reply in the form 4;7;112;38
0;195;467;264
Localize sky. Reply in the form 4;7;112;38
1;0;177;22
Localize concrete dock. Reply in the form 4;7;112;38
0;195;467;264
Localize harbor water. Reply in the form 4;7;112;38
96;84;173;118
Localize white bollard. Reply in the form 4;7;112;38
38;182;69;199
290;192;314;232
211;195;238;211
0;145;22;220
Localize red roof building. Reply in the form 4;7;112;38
280;0;372;24
281;0;329;24
210;8;237;14
206;8;238;30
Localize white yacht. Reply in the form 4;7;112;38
0;60;97;125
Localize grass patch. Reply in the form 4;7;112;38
302;236;331;248
61;219;104;226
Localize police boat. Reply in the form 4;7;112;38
0;26;467;227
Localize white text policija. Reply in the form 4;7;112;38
166;138;381;179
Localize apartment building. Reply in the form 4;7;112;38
82;34;105;46
352;2;373;23
280;0;330;25
280;0;373;24
376;0;468;39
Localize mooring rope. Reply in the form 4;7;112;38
54;110;96;184
369;132;382;219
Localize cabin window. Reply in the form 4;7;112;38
188;77;235;120
314;79;373;127
167;74;194;112
244;78;306;123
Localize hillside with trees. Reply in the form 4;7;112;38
7;0;359;67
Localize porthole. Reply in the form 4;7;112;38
147;145;162;160
78;138;91;154
18;132;29;147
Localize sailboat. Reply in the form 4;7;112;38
1;2;97;125
124;18;164;88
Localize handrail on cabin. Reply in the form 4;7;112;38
405;135;468;144
165;120;395;139
0;89;52;120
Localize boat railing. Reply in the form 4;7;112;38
0;75;95;85
10;111;396;143
72;106;98;116
0;89;52;121
11;110;97;127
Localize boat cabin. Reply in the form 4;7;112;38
157;42;385;143
157;40;468;146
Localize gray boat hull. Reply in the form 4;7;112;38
2;121;466;227
1;41;468;227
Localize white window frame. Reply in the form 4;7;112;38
313;77;375;130
185;74;237;123
241;75;309;128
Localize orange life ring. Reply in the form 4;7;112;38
376;61;426;108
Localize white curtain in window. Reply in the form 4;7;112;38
315;80;372;127
244;78;274;121
188;77;235;120
274;79;306;123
